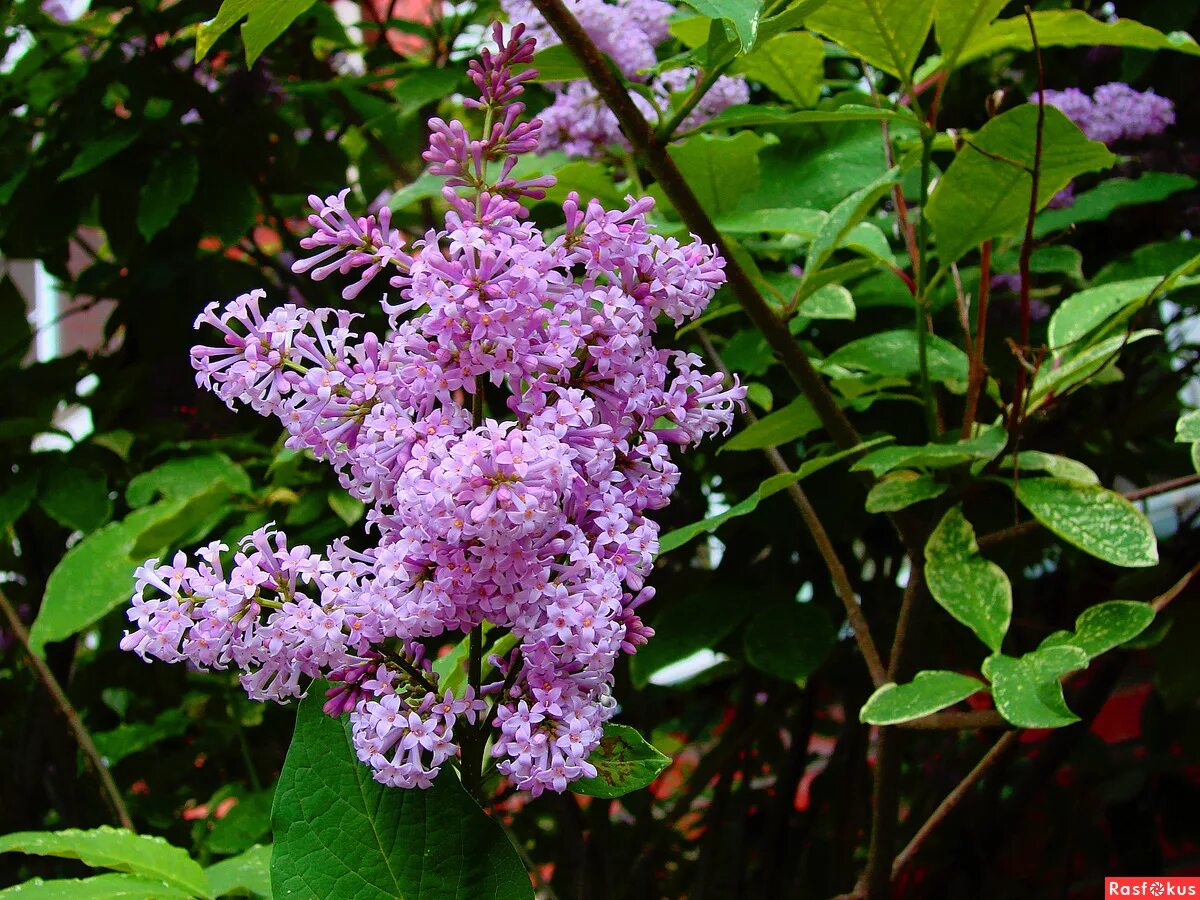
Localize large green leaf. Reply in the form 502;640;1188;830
271;688;531;899
661;441;885;552
0;873;192;899
743;602;837;684
926;105;1115;264
653;132;768;218
822;329;971;392
1012;478;1158;568
1039;601;1155;659
570;724;670;799
679;0;766;50
805;0;935;79
0;828;210;899
196;0;318;64
853;426;1005;476
137;152;199;243
205;845;272;899
1048;269;1200;353
1035;173;1196;238
859;670;986;725
955;10;1200;68
982;645;1089;728
934;0;1009;70
37;462;111;534
736;32;825;106
126;453;251;507
925;506;1012;652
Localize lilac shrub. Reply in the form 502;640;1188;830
502;0;749;157
120;25;744;797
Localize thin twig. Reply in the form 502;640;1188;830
1151;559;1200;613
890;731;1019;881
960;240;992;439
697;328;888;688
0;586;134;831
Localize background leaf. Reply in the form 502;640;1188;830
743;602;837;684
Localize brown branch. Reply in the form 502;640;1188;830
960;240;992;439
1151;559;1200;613
0;587;134;831
697;329;888;688
895;710;1006;730
890;731;1019;881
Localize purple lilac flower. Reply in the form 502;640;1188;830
1032;83;1175;144
503;0;749;157
124;25;743;797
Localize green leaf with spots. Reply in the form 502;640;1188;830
743;602;837;684
736;32;825;106
926;105;1115;264
1013;478;1158;568
1030;329;1160;406
0;828;210;899
865;471;947;512
1177;410;1200;473
1039;601;1155;659
1047;275;1200;353
925;506;1012;652
570;724;670;799
860;670;986;725
853;426;1006;476
805;0;935;78
983;646;1089;728
1001;451;1098;485
271;687;531;899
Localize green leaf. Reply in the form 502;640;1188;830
660;440;887;551
823;329;971;392
982;646;1089;728
1176;409;1200;443
743;602;837;684
0;828;210;899
1002;451;1098;485
205;845;272;899
955;9;1200;69
1030;329;1159;405
925;506;1012;652
689;102;914;133
37;463;111;534
136;152;199;242
327;491;364;526
93;709;189;768
928;105;1115;263
1039;601;1155;659
127;454;251;507
934;0;1009;70
715;207;827;235
630;591;750;688
1012;478;1158;568
0;873;192;899
852;427;1005;476
522;44;585;82
679;0;766;50
859;670;986;724
58;130;140;181
207;791;273;856
0;477;37;532
1048;274;1200;354
736;32;824;106
803;169;899;281
865;471;947;512
387;172;444;211
196;0;318;65
570;724;670;799
1035;172;1195;238
271;689;531;899
722;394;821;452
797;284;856;320
805;0;936;78
653;132;768;218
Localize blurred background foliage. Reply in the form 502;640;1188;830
1;0;1199;897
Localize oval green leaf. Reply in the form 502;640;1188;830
1013;478;1158;568
859;670;986;725
570;724;670;799
925;506;1012;652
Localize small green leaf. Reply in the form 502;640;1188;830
743;602;837;684
823;329;971;393
37;463;112;534
679;0;766;50
926;105;1115;264
925;506;1012;652
196;0;317;65
327;491;363;526
1012;478;1158;568
1002;451;1098;485
207;791;274;856
797;284;856;320
805;0;935;78
722;394;821;452
271;688;531;899
736;32;825;106
93;709;189;768
853;426;1006;476
1035;173;1195;238
522;44;586;82
860;670;986;724
0;873;192;899
983;645;1089;728
0;828;210;899
204;845;272;899
661;440;888;552
58;130;140;181
1176;409;1200;443
803;169;899;281
865;471;947;512
1030;329;1159;406
1040;601;1155;659
137;152;199;242
570;724;670;799
631;591;750;688
955;9;1200;68
127;454;251;507
0;477;38;532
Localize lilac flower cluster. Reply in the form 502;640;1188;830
1033;83;1176;144
122;25;743;797
502;0;749;157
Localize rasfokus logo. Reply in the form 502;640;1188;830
1106;878;1200;896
